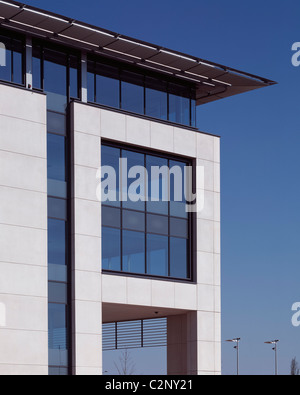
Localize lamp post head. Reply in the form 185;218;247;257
226;338;241;343
265;340;279;345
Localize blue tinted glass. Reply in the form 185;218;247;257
146;214;168;236
44;49;67;95
147;234;168;276
87;71;95;102
123;230;145;274
101;145;120;207
47;134;65;182
170;237;188;279
48;282;67;304
0;35;11;82
146;88;167;120
145;78;167;120
102;227;121;271
49;367;68;375
121;81;144;114
191;99;196;127
169;94;190;126
48;219;66;266
32;45;41;89
96;74;119;108
70;67;78;98
169;160;188;218
44;49;67;112
13;50;22;84
102;206;121;228
47;111;66;136
170;217;188;238
70;55;79;98
122;150;145;211
32;56;41;89
48;197;67;220
146;155;168;215
122;209;145;232
47;179;67;199
48;303;68;367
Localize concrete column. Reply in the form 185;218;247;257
70;102;102;375
167;313;198;375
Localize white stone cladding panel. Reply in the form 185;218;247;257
0;85;48;375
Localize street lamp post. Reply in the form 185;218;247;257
265;340;279;375
226;338;241;375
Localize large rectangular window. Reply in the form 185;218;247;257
32;41;80;376
87;56;196;128
169;83;191;126
145;77;168;121
101;144;193;281
121;71;144;114
0;31;24;85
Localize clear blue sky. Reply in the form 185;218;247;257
24;0;300;375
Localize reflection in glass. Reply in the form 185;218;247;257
69;55;79;98
169;160;188;219
147;234;168;276
12;49;22;85
0;35;11;81
123;230;145;274
96;74;119;108
101;144;192;280
87;71;95;102
121;82;144;114
147;214;168;236
32;45;41;89
145;77;167;120
169;83;191;126
123;209;145;232
146;155;168;215
170;237;188;279
102;206;121;228
101;145;120;207
49;367;68;375
191;98;196;127
47;134;66;182
48;197;67;220
0;35;23;84
102;227;121;271
44;49;67;95
47;111;66;136
170;218;188;238
121;71;144;114
122;150;145;211
44;49;67;112
48;303;68;367
48;282;68;304
47;179;67;199
48;219;66;266
169;94;190;126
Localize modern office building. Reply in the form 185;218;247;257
0;0;275;375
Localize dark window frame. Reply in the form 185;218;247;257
101;141;196;283
32;39;81;101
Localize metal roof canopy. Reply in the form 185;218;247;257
0;0;276;105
